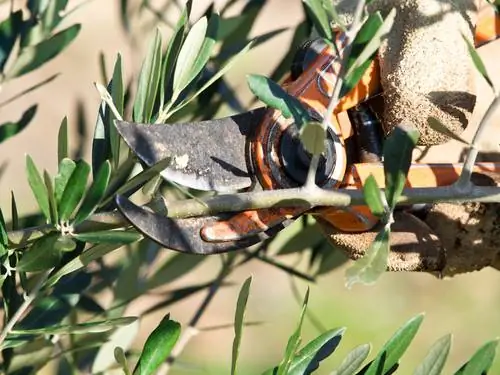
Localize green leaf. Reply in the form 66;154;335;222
10;191;19;231
288;327;345;374
54;158;76;205
0;104;37;144
58;160;90;222
363;175;386;217
7;24;81;78
276;288;310;375
57;117;68;164
364;314;425;375
455;340;498;375
414;334;451;375
73;161;111;224
72;230;141;244
383;124;420;210
341;10;395;97
114;347;131;375
427;117;470;145
332;344;371;375
300;121;326;156
463;35;495;90
110;54;124;168
54;236;76;252
11;317;137;336
303;0;333;39
43;170;58;224
0;207;7;247
26;155;50;221
169;41;254;118
133;314;181;375
172;16;209;96
345;228;389;288
41;0;69;32
231;276;252;375
133;29;162;123
0;10;22;71
247;74;310;128
17;233;62;272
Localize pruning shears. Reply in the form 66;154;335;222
113;12;500;256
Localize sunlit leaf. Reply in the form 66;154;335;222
17;233;62;272
414;334;451;375
247;74;310;128
43;170;58;224
455;339;498;375
0;105;37;144
463;34;495;90
133;29;162;123
26;155;50;221
363;314;424;375
110;54;124;168
383;125;419;209
133;314;181;375
332;344;371;375
231;276;252;375
54;158;76;205
72;230;141;244
345;228;389;288
363;175;386;217
73;161;111;224
58;160;90;222
57;117;68;164
300;121;326;156
303;0;333;39
7;24;81;78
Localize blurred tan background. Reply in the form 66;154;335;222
2;0;500;374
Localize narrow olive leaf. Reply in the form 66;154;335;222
341;10;395;97
57;117;68;164
133;314;181;375
364;314;425;375
54;158;76;204
303;0;333;39
72;230;141;244
133;29;162;123
0;105;37;144
42;0;69;32
345;228;389;288
427;117;470;145
247;74;310;128
10;191;19;230
276;288;310;375
0;207;8;246
100;157;171;206
109;54;124;168
363;175;386;217
300;121;326;156
55;236;76;252
17;233;62;272
331;344;371;375
414;334;452;375
73;161;111;224
173;16;208;96
26;154;51;221
7;24;81;78
170;41;254;117
184;13;219;89
43;170;58;224
455;339;498;375
231;276;252;375
463;34;495;90
0;10;22;70
58;160;90;222
288;327;346;375
383;124;420;209
12;317;137;336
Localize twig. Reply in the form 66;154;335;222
457;93;500;189
0;269;53;346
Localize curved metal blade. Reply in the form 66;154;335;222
115;195;289;254
115;108;266;192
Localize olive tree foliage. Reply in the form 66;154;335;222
0;0;498;374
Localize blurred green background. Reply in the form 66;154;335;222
1;0;500;374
